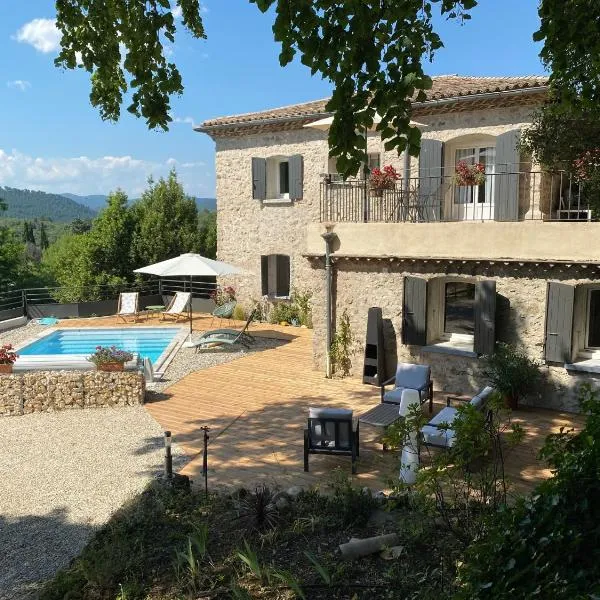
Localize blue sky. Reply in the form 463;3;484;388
0;0;545;198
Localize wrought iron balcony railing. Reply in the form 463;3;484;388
319;171;596;223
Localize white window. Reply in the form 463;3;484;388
266;156;290;199
453;146;496;220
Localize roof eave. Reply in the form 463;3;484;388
196;85;548;136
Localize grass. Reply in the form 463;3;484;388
40;475;462;600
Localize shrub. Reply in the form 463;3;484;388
330;309;354;377
455;384;600;599
482;343;541;409
232;304;247;322
268;288;313;327
87;345;134;366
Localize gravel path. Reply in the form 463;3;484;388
0;407;187;600
149;336;284;392
0;321;47;348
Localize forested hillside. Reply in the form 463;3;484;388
0;186;97;221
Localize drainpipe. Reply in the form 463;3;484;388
321;227;337;378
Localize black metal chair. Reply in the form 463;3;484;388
304;408;359;474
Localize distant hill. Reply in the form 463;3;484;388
0;187;97;222
61;192;109;211
62;192;216;212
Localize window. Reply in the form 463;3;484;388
587;288;600;348
453;146;496;211
444;281;475;336
327;152;381;181
266;156;290;199
367;152;381;171
261;254;290;298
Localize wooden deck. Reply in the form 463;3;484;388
62;314;586;495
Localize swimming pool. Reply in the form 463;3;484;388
18;327;182;367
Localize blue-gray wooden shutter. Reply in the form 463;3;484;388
252;157;267;200
402;276;427;345
494;129;521;221
261;255;269;296
288;154;303;200
276;255;290;296
544;282;575;363
474;280;496;355
418;139;443;221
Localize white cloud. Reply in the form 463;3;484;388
0;149;210;197
14;18;61;53
172;5;183;19
172;115;196;126
7;80;31;91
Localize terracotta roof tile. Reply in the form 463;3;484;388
199;75;548;130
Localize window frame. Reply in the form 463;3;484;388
261;254;291;299
442;280;476;340
583;285;600;356
266;156;290;200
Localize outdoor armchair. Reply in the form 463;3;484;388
210;300;237;329
304;407;359;474
381;363;433;413
420;386;494;450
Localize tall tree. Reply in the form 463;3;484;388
131;171;200;265
87;190;135;280
39;222;50;251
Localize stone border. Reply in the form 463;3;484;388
0;371;145;417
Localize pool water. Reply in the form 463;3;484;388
19;328;179;365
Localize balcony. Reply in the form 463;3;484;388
319;171;596;224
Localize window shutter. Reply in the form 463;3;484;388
402;276;427;346
288;154;303;200
544;282;575;363
252;157;267;200
494;129;521;221
261;255;269;296
276;255;290;297
474;280;496;355
418;139;443;221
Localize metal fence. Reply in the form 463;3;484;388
0;277;218;318
319;171;596;223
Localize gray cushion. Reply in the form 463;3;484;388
421;424;456;448
469;386;495;410
308;407;352;419
395;363;430;390
383;387;406;405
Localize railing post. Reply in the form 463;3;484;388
22;289;27;317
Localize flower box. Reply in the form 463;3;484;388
369;165;400;195
0;364;14;374
98;362;125;372
453;160;486;186
0;344;18;374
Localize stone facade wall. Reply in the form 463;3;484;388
309;259;600;413
0;371;145;417
213;105;536;312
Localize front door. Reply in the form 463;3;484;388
453;146;496;220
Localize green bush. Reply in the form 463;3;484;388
232;304;247;322
482;343;541;408
330;309;354;377
268;288;313;327
455;384;600;599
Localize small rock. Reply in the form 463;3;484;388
275;496;290;511
286;485;303;499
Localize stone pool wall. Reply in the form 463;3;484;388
0;371;145;417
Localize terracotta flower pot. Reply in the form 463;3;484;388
0;364;13;374
98;362;125;372
504;393;518;410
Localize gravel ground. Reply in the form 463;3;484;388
0;407;187;600
0;321;48;348
149;336;284;392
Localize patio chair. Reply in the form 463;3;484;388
142;357;165;383
160;291;191;322
304;407;359;474
420;386;495;451
380;362;434;413
117;292;139;322
192;308;257;350
210;300;237;329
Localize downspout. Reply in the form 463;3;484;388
321;228;338;378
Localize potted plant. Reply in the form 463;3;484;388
0;344;18;374
210;285;236;306
482;343;541;410
453;160;486;186
369;165;400;196
88;345;134;372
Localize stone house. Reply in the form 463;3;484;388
198;75;600;412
